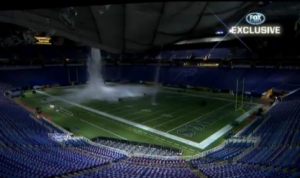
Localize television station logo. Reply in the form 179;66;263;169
229;12;281;35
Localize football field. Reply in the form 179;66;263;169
19;85;260;156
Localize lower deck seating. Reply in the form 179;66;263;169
190;157;216;169
199;164;291;178
73;163;198;178
204;142;253;161
237;97;300;170
0;146;109;178
0;82;299;178
0;84;126;177
238;118;263;137
125;157;187;168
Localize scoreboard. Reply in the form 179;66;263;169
34;36;65;45
34;36;51;45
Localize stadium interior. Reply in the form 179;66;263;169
1;1;300;178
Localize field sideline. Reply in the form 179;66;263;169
19;85;259;155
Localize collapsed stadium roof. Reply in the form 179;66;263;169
0;1;298;53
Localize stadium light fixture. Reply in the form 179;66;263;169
207;8;253;54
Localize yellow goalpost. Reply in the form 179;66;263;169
235;78;245;113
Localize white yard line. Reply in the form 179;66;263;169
98;98;164;114
120;105;171;118
100;97;154;111
81;119;127;140
164;89;254;104
96;101;144;113
141;106;197;124
153;109;202;128
99;104;134;113
124;101;200;122
166;103;234;133
131;110;169;121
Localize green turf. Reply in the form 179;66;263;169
20;86;257;156
21;93;201;155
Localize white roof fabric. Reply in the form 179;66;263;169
0;2;254;53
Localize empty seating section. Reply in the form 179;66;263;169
190;157;216;169
0;146;109;178
104;66;122;81
254;101;300;146
232;48;252;58
103;67;299;94
96;140;179;156
275;83;300;92
252;69;297;94
173;68;300;94
119;66;156;82
0;83;198;178
172;50;189;59
125;157;187;168
212;68;248;90
167;67;198;86
0;66;86;87
238;118;263;136
101;48;252;59
1;65;300;94
199;164;291;178
146;48;250;59
74;163;198;178
237;92;300;171
191;68;222;87
284;70;300;85
190;90;300;177
0;83;12;94
0;84;127;177
283;89;300;101
190;142;253;168
63;140;126;162
204;142;253;161
0;46;87;62
0;103;56;147
39;119;64;133
74;156;197;178
243;69;274;92
263;70;297;83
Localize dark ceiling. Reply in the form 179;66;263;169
0;1;298;53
